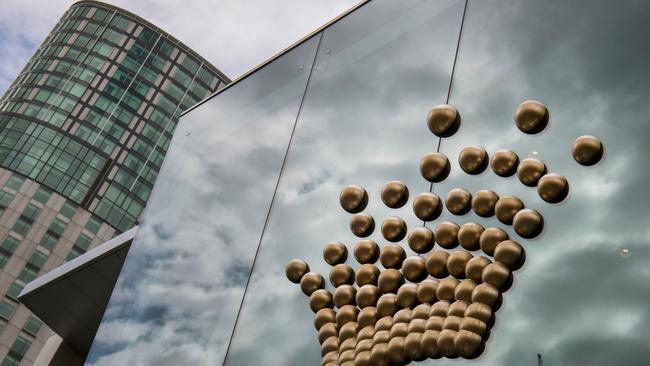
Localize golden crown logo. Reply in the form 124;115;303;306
285;101;604;366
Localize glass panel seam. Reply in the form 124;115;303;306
221;31;324;366
429;0;469;194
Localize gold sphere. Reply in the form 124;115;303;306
334;285;357;308
379;244;406;269
482;262;511;289
445;188;472;215
427;104;459;137
407;227;435;254
354;240;379;264
425;251;449;278
339;185;368;213
514;100;548;134
338;322;359;341
350;213;375;237
494;240;524;269
285;259;310;283
381;217;407;242
443;315;462;331
479;227;509;256
393;308;411;324
340;349;355;362
517;158;546;186
465;256;492;283
513;208;544;238
373;333;390;350
323;241;348;266
421;330;441;358
413;303;431;320
412;193;442;221
321;350;337;364
376;294;398;317
357;285;380;308
431;301;450;317
416;279;439;304
572;135;604;166
420;152;450;182
387;337;408;364
447;251;473;279
354;351;371;366
460;317;487;336
340;322;357;344
375;316;394;332
321;337;338;356
448;300;469;317
409;318;426;334
369;342;389;366
471;190;499;217
434;221;460;249
404;332;424;360
471;283;500;306
337;304;359;328
356;264;380;286
427;316;445;332
455;329;483;358
392;310;410;326
436;278;459;301
300;272;325;296
495;195;524;225
396;283;419;309
310;289;333;312
465;302;493;323
454;279;477;303
314;308;336;330
458;146;488;175
458;222;484;251
537;173;569;203
330;264;355;287
358;307;377;329
380;181;409;209
438;329;458;358
401;256;427;282
355;328;375;351
318;323;337;343
490;149;519;177
389;322;408;338
378;268;404;294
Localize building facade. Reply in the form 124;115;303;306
84;0;650;365
0;1;228;364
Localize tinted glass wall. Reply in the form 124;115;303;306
89;0;650;365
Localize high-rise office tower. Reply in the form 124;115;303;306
0;1;229;364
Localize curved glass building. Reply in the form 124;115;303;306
0;1;228;364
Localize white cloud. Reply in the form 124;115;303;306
0;0;360;94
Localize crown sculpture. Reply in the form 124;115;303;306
285;100;604;366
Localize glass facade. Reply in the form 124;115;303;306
90;0;650;365
0;1;228;364
0;1;228;232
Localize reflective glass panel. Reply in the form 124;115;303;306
86;35;321;365
426;0;650;365
225;0;465;364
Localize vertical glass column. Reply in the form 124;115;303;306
224;0;465;364
86;35;321;365
428;0;650;365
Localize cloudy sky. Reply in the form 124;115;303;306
0;0;359;94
